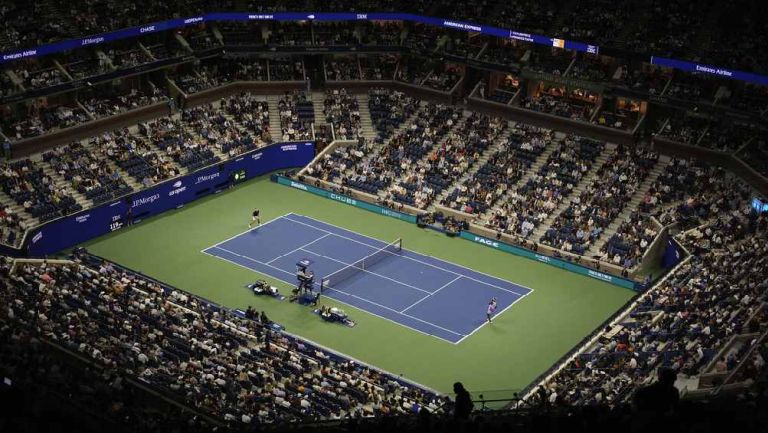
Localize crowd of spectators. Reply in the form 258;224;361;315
442;123;547;215
598;211;659;268
326;57;360;81
388;113;504;209
269;58;305;81
539;201;767;407
81;85;168;119
485;135;603;238
175;69;222;95
655;111;709;145
421;66;462;92
343;103;460;197
2;102;90;140
91;128;180;187
359;55;398;81
181;93;271;157
0;158;81;222
14;62;68;90
521;91;596;122
0;257;447;424
323;89;361;141
306;138;373;184
367;88;418;142
140;117;221;173
277;90;315;142
541;146;659;256
0;204;25;246
42;142;133;205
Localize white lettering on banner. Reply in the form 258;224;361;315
329;193;356;205
183;17;204;24
76;214;91;223
248;14;274;20
380;208;401;218
109;201;121;208
535;254;551;264
280;144;297;151
169;186;187;196
172;180;182;188
443;20;481;32
81;37;105;46
509;31;534;42
3;50;37;61
474;236;499;248
132;193;160;207
588;270;613;282
110;221;123;232
356;14;367;19
140;26;156;33
289;181;308;191
695;64;734;77
195;172;220;184
251;152;263;160
111;215;122;222
32;232;42;243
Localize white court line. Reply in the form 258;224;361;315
205;213;292;251
201;248;464;344
266;234;331;264
300;247;432;295
400;276;462;313
454;291;533;345
283;213;531;296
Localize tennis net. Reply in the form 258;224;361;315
321;238;402;292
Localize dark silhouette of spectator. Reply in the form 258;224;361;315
453;382;473;420
633;368;680;414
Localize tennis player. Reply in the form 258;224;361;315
486;297;498;323
248;208;261;228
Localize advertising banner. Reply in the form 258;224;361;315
26;142;315;256
274;176;417;223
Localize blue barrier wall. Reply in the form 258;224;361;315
26;142;315;256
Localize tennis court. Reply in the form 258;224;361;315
202;213;533;343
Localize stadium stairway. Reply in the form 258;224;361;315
583;155;671;257
355;93;378;143
529;142;615;242
427;120;515;213
477;131;564;225
311;91;329;136
266;95;283;137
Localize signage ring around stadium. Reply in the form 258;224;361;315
3;11;762;86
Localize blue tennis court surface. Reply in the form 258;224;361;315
202;213;533;343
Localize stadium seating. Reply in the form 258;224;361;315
486;135;603;238
42;142;133;205
541;146;658;256
1;257;448;423
0;158;82;222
